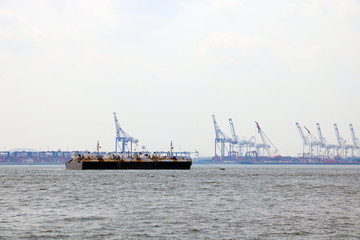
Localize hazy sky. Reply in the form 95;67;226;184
0;0;359;156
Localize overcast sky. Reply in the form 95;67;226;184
0;0;359;156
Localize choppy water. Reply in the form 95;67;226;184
1;164;360;239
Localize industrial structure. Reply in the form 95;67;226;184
0;113;196;164
255;121;280;158
295;122;360;160
113;112;139;155
212;115;232;159
1;116;360;165
212;115;280;161
113;112;194;158
0;150;72;164
210;115;359;164
348;124;360;157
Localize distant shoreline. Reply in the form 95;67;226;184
1;162;359;166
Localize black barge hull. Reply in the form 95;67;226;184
66;161;192;170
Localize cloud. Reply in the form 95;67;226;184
285;0;360;17
0;0;360;155
212;0;245;9
0;10;44;47
199;32;274;65
200;32;271;53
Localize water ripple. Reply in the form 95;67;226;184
1;165;360;239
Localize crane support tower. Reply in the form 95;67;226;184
113;112;138;155
255;121;280;158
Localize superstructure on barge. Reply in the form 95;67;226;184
65;152;192;170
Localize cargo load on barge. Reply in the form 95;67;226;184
65;152;192;170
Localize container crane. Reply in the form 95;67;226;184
239;136;253;155
349;124;358;146
247;136;257;153
228;118;240;157
212;115;232;159
249;135;265;156
228;118;239;144
113;112;138;155
334;124;346;158
303;125;321;158
255;121;280;158
316;123;328;158
348;124;359;157
296;122;309;157
243;136;259;159
316;123;326;147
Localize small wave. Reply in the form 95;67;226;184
64;216;106;222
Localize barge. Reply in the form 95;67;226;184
65;152;192;170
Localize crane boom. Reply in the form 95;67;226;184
334;124;342;147
212;115;232;159
256;121;271;157
304;125;320;143
296;122;308;145
212;115;220;139
113;113;134;140
229;118;239;143
212;115;231;140
316;123;325;146
255;121;279;157
113;113;122;139
349;124;358;147
113;112;138;154
304;126;311;134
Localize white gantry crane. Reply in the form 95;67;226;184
113;112;138;155
348;124;359;157
249;135;266;157
316;123;327;157
238;136;259;158
303;125;321;158
228;118;239;144
334;123;346;158
212;115;232;159
255;121;280;158
228;118;240;157
296;122;310;157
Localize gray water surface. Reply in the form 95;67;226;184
1;165;360;239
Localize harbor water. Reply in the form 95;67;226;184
1;164;360;239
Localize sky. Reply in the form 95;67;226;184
0;0;359;156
